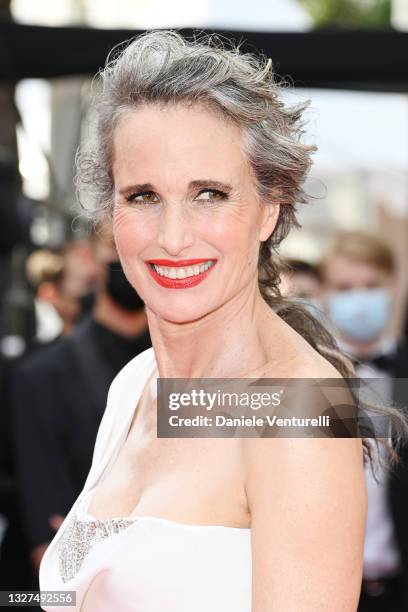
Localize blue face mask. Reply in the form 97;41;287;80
327;288;391;342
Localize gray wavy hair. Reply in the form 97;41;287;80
77;29;314;236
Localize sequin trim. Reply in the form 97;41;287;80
58;513;137;583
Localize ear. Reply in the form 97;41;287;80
259;202;280;243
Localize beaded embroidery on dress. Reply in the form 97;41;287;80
58;495;137;583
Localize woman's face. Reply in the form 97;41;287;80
112;102;279;323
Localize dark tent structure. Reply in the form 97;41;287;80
1;22;408;91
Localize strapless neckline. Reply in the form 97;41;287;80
59;487;251;584
79;486;251;531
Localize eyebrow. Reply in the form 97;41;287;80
118;179;233;195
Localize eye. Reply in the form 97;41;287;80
126;191;159;204
194;189;228;203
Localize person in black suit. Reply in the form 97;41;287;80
10;228;151;575
319;230;408;612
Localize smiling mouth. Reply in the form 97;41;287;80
148;260;216;279
145;258;218;289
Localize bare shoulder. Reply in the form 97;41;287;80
240;350;366;610
242;350;363;487
261;308;353;381
273;343;346;380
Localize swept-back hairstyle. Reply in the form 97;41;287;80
77;29;408;467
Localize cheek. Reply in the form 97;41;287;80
210;210;260;266
207;228;258;295
113;208;154;260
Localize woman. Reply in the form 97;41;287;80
39;30;384;611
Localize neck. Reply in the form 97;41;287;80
146;281;279;378
93;292;148;338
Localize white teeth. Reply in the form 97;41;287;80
152;260;215;279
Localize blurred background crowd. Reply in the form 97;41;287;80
1;0;408;610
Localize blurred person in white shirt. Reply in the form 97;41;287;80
26;242;99;343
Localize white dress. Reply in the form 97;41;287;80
39;347;252;611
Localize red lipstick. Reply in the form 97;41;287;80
146;258;215;267
145;258;218;289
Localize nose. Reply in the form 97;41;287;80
156;201;194;255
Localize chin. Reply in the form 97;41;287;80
148;298;214;325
